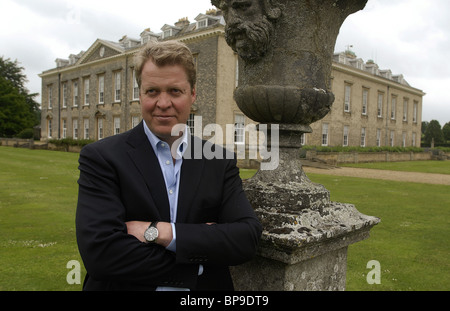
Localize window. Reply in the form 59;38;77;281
132;70;139;100
377;93;383;118
48;86;53;109
362;89;368;115
360;127;366;147
403;99;408;122
322;123;329;146
391;96;396;120
84;77;90;106
114;72;121;102
97;118;103;140
62;83;67;108
114;117;121;135
84;119;89;140
48;119;52;138
132;116;140;128
412;132;416;147
73;119;78;140
62;119;67;139
73;81;79;107
402;132;406;147
197;19;207;28
187;113;195;134
376;129;381;147
344;85;351;112
413;101;418;123
343;126;349;147
234;114;245;144
98;75;104;104
163;29;172;39
390;131;395;147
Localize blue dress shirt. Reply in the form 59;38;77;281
143;121;187;252
143;122;201;291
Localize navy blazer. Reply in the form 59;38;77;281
75;122;262;291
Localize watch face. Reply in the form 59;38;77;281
144;226;158;242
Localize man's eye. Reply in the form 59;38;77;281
170;89;183;95
146;89;159;96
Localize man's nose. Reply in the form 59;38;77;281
156;92;172;109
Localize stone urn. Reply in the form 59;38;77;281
214;0;368;126
212;0;380;290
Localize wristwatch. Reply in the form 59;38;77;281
144;221;159;243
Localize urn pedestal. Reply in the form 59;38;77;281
211;0;380;290
230;124;379;291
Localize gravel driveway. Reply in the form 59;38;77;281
303;166;450;186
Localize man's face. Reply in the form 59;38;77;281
222;0;274;62
139;61;196;145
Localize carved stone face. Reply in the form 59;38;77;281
212;0;367;125
219;0;276;62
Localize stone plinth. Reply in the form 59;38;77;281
230;125;380;291
230;202;379;291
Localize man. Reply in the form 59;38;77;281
76;40;262;291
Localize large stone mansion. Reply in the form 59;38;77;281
40;9;425;150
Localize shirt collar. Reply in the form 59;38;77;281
143;121;190;160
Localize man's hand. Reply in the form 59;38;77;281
126;221;149;243
126;221;173;247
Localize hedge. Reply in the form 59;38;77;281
48;138;94;148
302;145;426;153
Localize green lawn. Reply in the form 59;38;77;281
340;160;450;175
307;173;450;291
0;147;84;291
243;166;450;291
1;147;449;291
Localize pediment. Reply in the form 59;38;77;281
77;39;124;65
95;110;106;118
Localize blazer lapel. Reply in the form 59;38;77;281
176;136;205;223
126;122;171;222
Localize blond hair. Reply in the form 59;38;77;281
134;40;196;91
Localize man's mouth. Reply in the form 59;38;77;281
154;115;175;121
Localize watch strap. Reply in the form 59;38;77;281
150;221;159;229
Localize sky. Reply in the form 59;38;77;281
1;0;449;125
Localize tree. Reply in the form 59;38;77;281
421;121;429;135
443;122;450;142
424;120;444;145
0;77;35;137
0;56;40;137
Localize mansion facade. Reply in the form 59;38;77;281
40;9;425;151
307;51;425;148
